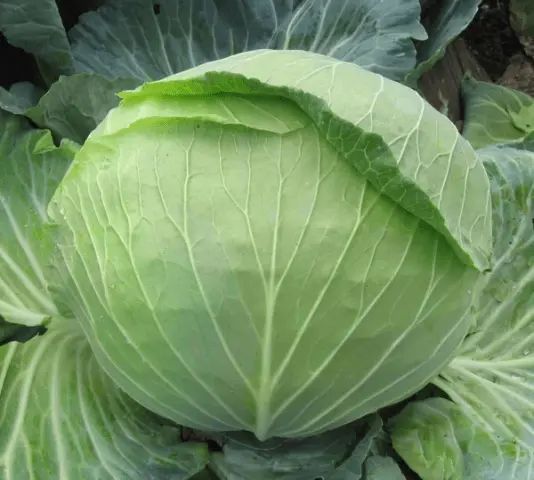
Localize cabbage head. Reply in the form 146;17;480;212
48;50;493;440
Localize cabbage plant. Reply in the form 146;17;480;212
0;1;533;479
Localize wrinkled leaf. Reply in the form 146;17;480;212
208;417;374;479
208;414;400;479
0;75;138;144
328;414;384;479
392;398;533;479
24;74;140;144
69;0;426;83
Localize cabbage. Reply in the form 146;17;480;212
47;50;492;440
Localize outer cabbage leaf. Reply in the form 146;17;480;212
326;415;384;480
0;323;209;479
0;73;139;145
406;0;482;85
20;74;140;144
328;415;405;479
69;0;426;83
0;110;74;326
208;416;376;479
512;132;534;154
391;144;534;479
207;414;405;479
48;50;490;439
0;82;43;116
362;456;405;479
462;76;534;149
392;397;533;479
0;0;73;82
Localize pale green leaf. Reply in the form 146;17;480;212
462;76;534;149
121;49;492;271
509;104;534;134
392;397;533;479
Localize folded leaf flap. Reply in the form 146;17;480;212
120;50;492;271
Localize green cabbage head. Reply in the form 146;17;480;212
48;50;493;440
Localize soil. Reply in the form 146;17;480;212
463;0;524;80
500;53;534;96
